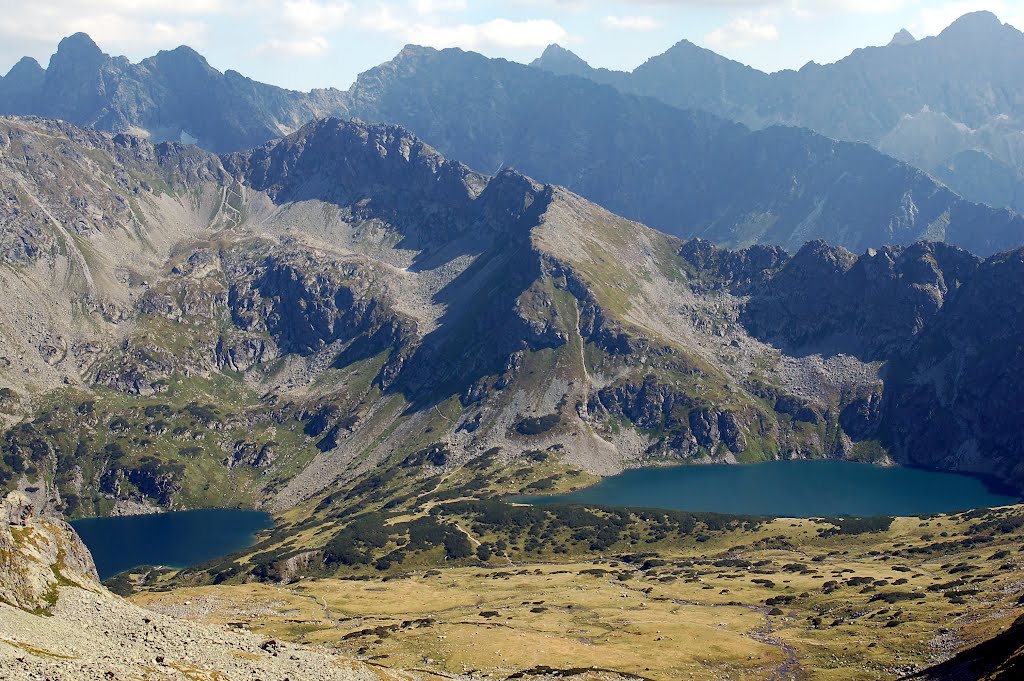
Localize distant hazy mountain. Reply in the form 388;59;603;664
3;32;1024;255
0;33;348;152
532;11;1024;213
344;45;1024;256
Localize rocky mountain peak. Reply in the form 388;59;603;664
149;44;214;71
51;32;104;66
232;117;481;200
393;44;441;64
531;44;591;73
4;56;44;83
938;11;1005;39
790;239;858;273
888;28;916;46
651;38;744;69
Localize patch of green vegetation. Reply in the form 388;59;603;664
0;368;329;515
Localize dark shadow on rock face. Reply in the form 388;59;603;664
880;249;1024;486
223;118;489;270
392;174;564;412
739;240;980;361
225;119;567;414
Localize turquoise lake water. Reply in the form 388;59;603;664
72;509;272;580
517;460;1019;518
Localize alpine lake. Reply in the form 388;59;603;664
517;459;1019;518
72;509;272;580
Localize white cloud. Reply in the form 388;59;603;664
361;7;568;51
411;0;467;15
602;15;663;31
0;1;223;56
256;34;331;57
790;0;907;15
0;14;208;53
411;18;569;50
705;14;779;49
253;1;351;60
36;0;225;13
280;0;351;33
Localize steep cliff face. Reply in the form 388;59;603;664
883;250;1024;483
684;238;1024;488
741;241;980;360
0;491;99;611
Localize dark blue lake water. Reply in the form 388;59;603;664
72;509;272;580
517;460;1019;517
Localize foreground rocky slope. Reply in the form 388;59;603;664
908;615;1024;680
533;12;1024;214
0;491;385;681
0;490;98;610
0;115;1022;523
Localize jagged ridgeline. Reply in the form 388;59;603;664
0;115;1022;528
532;12;1024;215
4;33;1024;256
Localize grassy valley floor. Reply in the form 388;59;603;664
132;507;1024;681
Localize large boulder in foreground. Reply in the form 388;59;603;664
0;491;100;611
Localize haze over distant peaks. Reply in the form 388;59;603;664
0;32;348;152
2;13;1024;257
531;11;1024;214
345;41;1024;256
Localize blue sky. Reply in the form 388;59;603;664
1;1;1021;91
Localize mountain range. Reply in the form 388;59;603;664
3;29;1024;256
0;115;1021;524
341;44;1024;256
532;11;1024;215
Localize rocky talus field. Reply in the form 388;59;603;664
1;491;393;680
